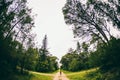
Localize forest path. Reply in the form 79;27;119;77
53;72;69;80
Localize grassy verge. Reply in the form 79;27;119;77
30;71;55;80
63;68;103;80
12;71;56;80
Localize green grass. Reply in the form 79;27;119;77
63;68;103;80
30;71;55;80
13;71;56;80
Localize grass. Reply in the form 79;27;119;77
29;71;55;80
12;70;57;80
63;68;103;80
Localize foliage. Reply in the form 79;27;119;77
23;47;38;71
98;38;120;71
0;0;35;79
60;50;79;71
64;67;120;80
36;35;58;72
0;0;58;80
88;0;120;29
9;71;54;80
60;44;90;72
68;58;80;71
87;38;120;71
0;0;59;78
62;0;111;43
62;0;120;79
86;38;120;80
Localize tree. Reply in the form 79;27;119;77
36;35;58;72
60;48;85;71
42;35;48;50
62;0;115;43
82;42;89;52
69;58;80;71
22;47;38;71
47;56;58;72
61;42;91;71
76;42;81;53
99;38;120;71
62;1;120;79
40;35;49;61
0;0;35;79
88;0;120;29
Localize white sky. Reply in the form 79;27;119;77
27;0;120;61
27;0;76;60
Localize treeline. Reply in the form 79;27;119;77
62;0;120;79
35;35;58;72
61;42;90;71
61;38;120;79
0;0;58;80
61;38;120;71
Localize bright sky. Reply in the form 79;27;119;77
27;0;120;61
27;0;76;60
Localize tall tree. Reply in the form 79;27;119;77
36;35;58;72
76;41;81;53
0;0;35;78
40;35;49;61
42;35;48;50
62;0;116;43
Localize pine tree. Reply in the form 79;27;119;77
76;42;81;53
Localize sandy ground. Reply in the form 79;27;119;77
53;72;69;80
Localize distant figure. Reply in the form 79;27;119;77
60;68;62;75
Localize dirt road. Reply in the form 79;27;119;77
53;72;69;80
